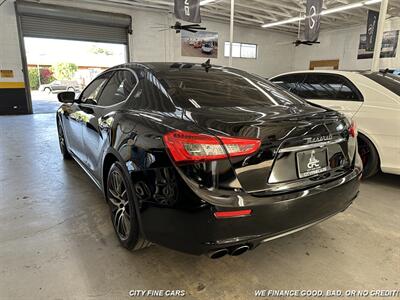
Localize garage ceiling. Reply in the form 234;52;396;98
84;0;400;33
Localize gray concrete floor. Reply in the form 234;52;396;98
0;113;399;300
31;91;61;114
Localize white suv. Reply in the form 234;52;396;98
270;70;400;178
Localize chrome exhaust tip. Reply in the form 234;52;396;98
230;245;250;256
208;248;228;259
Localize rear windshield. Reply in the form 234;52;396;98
363;72;400;96
158;67;307;108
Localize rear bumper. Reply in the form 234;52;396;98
140;168;361;255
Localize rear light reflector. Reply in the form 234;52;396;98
214;209;252;219
349;120;357;138
163;130;261;164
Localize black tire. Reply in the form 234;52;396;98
57;120;71;160
106;162;151;251
44;87;52;94
67;87;75;92
358;134;379;179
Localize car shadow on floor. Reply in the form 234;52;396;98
32;99;60;114
362;172;399;190
58;162;399;298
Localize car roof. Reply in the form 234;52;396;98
110;62;225;73
270;70;374;83
271;70;361;77
270;70;395;83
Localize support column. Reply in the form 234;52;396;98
371;0;389;72
229;0;235;67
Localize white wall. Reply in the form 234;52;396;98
170;19;295;77
53;0;296;77
0;0;24;84
0;0;295;83
293;17;400;71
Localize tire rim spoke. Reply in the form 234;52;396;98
114;172;123;194
111;172;119;193
58;126;65;150
114;208;123;232
108;195;120;207
113;207;122;223
121;213;130;236
109;188;123;203
117;214;124;236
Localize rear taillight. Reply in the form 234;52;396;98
163;130;261;164
349;120;357;138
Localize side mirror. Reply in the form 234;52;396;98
58;91;75;103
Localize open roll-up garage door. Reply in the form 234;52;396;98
14;0;132;114
16;1;132;44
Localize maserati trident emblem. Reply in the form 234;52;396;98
309;5;317;29
307;150;320;169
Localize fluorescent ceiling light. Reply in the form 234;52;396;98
364;0;382;4
321;2;363;15
200;0;215;5
262;16;305;28
261;0;381;28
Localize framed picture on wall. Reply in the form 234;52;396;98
357;30;399;59
181;31;218;58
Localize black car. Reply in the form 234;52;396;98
56;62;362;258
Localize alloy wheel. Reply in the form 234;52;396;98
58;124;67;155
108;170;132;241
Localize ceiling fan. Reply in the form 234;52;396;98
293;39;320;47
274;39;320;47
273;12;322;47
152;21;206;33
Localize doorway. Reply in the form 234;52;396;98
16;1;132;114
25;38;127;114
309;59;340;70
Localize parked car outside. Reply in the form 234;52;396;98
270;70;400;178
194;41;202;48
201;43;214;54
39;80;81;93
56;63;361;257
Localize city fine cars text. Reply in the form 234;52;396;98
129;290;186;297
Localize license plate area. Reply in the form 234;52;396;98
296;148;329;179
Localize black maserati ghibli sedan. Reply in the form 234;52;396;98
56;62;362;258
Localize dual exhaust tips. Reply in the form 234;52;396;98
208;245;250;259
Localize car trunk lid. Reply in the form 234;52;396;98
184;104;355;193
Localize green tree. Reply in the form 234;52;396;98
28;68;40;90
50;63;78;80
90;46;114;56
